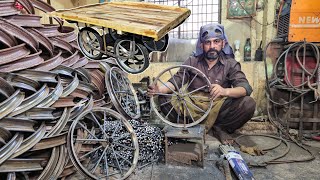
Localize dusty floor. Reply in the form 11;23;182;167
67;132;320;180
128;134;320;180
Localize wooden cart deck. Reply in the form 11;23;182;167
49;1;190;41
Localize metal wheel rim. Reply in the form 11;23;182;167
105;67;140;119
142;34;169;52
78;28;102;59
114;39;148;73
67;107;139;180
150;65;213;128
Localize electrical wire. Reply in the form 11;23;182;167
261;40;317;165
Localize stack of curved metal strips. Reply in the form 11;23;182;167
0;1;162;179
0;0;114;179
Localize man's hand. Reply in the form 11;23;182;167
210;84;228;100
147;83;160;96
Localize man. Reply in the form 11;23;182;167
148;23;256;144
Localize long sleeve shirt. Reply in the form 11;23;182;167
168;54;253;96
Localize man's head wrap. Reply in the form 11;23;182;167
194;23;234;57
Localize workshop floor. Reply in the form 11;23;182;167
128;134;320;180
67;132;320;180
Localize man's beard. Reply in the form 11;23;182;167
205;48;220;61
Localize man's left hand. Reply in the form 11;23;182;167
210;84;228;100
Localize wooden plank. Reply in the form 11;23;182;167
49;1;190;40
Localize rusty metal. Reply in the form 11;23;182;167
69;95;93;120
61;73;79;97
31;133;67;151
51;65;74;78
51;97;77;108
0;76;15;100
78;81;96;95
0;29;18;48
89;69;105;96
0;90;24;119
54;145;67;179
0;43;30;65
71;56;88;69
57;26;77;42
17;0;35;14
0;133;23;165
36;147;59;180
0;50;44;72
37;77;63;108
10;123;46;158
67;107;139;180
84;61;101;69
16;107;59;121
9;84;50;117
29;0;63;26
106;67;141;119
62;50;80;67
37;145;67;180
93;96;107;107
0;127;12;145
45;108;70;137
99;61;112;73
16;69;57;83
59;163;76;178
75;67;91;83
27;28;54;57
50;37;73;54
5;14;43;28
0;1;19;17
70;40;79;50
70;88;90;99
34;51;63;71
0;18;38;52
0;117;36;132
0;73;40;92
0;158;44;172
36;24;60;37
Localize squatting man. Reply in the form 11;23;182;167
148;23;255;144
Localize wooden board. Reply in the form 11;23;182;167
49;1;191;41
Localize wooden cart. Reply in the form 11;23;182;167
49;1;190;74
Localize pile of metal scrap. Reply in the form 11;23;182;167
0;1;162;179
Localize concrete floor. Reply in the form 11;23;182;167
128;134;320;180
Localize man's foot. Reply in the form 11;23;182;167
213;126;234;145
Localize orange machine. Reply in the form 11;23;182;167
277;0;320;42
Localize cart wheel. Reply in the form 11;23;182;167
105;67;140;119
108;28;122;41
114;38;149;74
78;27;104;60
150;65;213;128
67;107;139;180
142;34;169;52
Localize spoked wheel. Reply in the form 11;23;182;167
114;38;149;74
78;27;104;60
108;28;122;41
150;65;213;128
67;107;139;180
105;67;140;119
142;34;169;52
